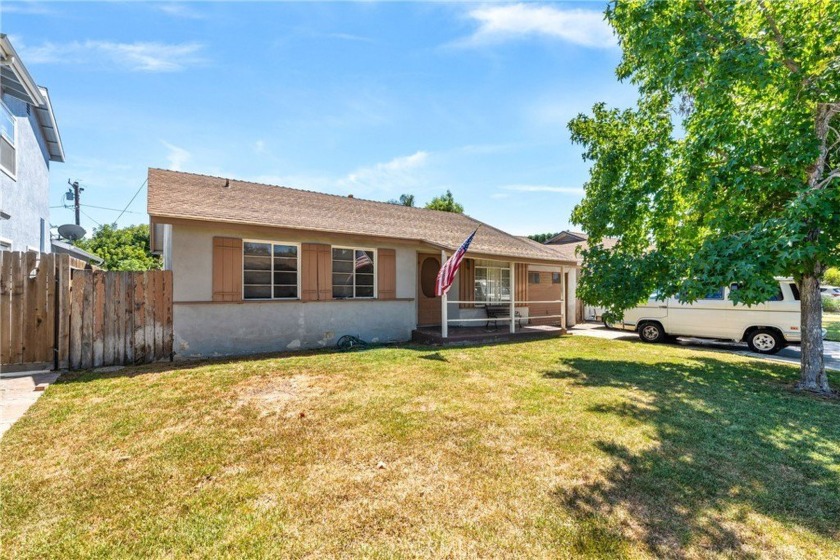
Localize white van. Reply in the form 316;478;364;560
609;280;803;354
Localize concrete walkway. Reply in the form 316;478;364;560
570;322;840;372
1;372;60;439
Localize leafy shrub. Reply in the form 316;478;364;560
824;268;840;287
823;295;840;313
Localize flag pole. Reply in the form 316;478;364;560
441;249;448;339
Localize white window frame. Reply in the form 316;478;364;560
474;265;511;306
0;99;16;181
331;246;377;299
241;239;301;300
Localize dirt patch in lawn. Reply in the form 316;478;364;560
235;373;336;417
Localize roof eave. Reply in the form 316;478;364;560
148;212;576;266
0;35;46;106
35;87;65;162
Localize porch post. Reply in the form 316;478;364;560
561;266;567;328
441;250;448;338
510;260;516;333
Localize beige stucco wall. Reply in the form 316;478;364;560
168;221;417;302
174;300;416;358
166;221;420;357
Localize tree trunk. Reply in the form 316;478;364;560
798;273;831;394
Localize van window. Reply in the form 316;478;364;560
702;287;725;300
730;282;785;302
789;283;800;301
767;288;784;302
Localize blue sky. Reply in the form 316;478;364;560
3;1;637;236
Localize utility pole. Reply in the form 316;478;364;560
68;179;83;226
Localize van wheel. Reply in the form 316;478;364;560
638;322;665;343
746;329;783;354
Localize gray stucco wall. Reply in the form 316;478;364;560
174;300;416;358
0;93;51;252
166;221;420;357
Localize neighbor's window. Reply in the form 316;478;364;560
528;272;540;284
242;241;299;299
0;101;16;177
332;248;375;298
552;272;562;284
474;266;511;304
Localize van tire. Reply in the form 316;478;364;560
638;322;665;343
746;328;784;354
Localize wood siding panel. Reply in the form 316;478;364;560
528;271;564;326
459;258;475;309
212;237;242;302
514;263;528;306
377;248;396;300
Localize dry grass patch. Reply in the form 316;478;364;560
1;338;839;559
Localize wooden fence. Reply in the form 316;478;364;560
0;251;173;371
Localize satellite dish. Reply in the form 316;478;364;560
58;224;86;241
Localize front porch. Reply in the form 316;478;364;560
411;324;565;346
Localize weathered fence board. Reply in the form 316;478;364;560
1;251;173;371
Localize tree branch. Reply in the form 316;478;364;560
756;0;802;74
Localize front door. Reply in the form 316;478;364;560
417;254;441;326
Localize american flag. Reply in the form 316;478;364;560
435;228;478;296
355;251;373;270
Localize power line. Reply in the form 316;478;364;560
115;179;147;224
79;208;102;228
50;203;143;214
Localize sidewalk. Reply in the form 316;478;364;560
0;372;60;439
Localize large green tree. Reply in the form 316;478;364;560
75;224;161;271
528;232;562;243
425;190;464;213
570;0;839;394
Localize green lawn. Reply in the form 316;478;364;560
825;312;840;342
2;337;839;559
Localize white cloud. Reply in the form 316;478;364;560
458;4;616;48
1;2;57;16
254;140;267;154
161;141;191;171
502;184;584;195
155;3;207;19
338;151;430;194
16;39;206;72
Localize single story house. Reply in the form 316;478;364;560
147;169;579;358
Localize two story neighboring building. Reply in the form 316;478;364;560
0;34;65;252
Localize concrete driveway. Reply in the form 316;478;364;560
1;372;60;439
570;322;840;372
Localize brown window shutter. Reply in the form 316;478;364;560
212;237;242;302
301;243;320;301
317;244;332;301
515;263;528;305
377;248;396;300
459;258;475;308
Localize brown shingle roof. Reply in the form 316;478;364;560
147;169;574;263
